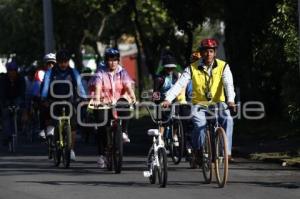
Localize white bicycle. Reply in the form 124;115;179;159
143;105;168;188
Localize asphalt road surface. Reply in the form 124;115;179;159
0;140;300;199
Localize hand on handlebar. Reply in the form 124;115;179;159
227;102;236;112
161;100;171;108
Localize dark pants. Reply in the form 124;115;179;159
95;98;131;156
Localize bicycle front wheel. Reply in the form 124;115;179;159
147;147;156;184
202;129;212;184
113;123;123;174
157;147;168;188
62;124;71;169
170;119;184;165
214;127;228;188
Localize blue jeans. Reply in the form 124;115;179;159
191;102;234;155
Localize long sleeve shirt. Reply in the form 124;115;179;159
165;60;235;103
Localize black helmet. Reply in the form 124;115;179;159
104;48;120;61
56;49;71;62
162;55;177;68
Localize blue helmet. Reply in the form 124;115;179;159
104;48;120;61
5;61;18;71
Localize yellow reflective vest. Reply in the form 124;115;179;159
190;59;226;105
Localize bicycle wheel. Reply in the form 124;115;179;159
202;129;212;184
157;147;168;188
214;127;228;188
53;132;61;167
47;135;53;159
170;119;184;164
106;127;113;171
62;123;71;169
147;147;156;184
113;122;123;174
8;136;16;153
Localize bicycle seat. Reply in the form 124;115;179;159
88;100;111;110
147;129;160;136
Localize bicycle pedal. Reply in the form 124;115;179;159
143;171;151;178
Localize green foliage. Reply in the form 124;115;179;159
270;0;299;64
0;0;44;65
269;0;300;123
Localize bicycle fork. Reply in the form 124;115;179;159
143;136;164;178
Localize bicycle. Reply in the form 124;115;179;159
143;104;168;188
152;92;184;165
23;100;40;143
50;102;73;168
200;104;230;188
7;105;19;153
164;106;184;165
88;101;123;174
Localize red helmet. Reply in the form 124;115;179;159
199;38;218;50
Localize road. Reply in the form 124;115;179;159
0;140;300;199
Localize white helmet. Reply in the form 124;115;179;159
44;53;56;63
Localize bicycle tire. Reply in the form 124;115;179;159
11;135;17;153
53;128;61;167
157;147;168;188
47;136;53;160
170;119;184;164
202;129;212;184
113;122;123;174
147;147;156;184
106;127;113;171
62;124;71;169
214;127;228;188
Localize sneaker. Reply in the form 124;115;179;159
70;149;76;161
173;135;179;147
122;132;130;143
46;126;55;136
185;148;192;162
39;130;46;139
97;155;106;168
228;155;235;163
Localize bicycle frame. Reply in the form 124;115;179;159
57;111;71;149
151;133;165;168
51;104;72;168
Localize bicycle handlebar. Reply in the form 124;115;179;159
88;99;135;110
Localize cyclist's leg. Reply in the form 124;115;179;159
94;109;109;167
39;104;49;138
178;104;193;159
116;98;131;142
191;106;207;150
190;106;207;166
96;126;107;155
218;102;233;156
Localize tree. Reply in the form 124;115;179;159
0;0;44;66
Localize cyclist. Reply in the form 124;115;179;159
89;47;136;168
40;49;86;161
162;38;236;164
22;65;37;137
153;54;185;138
33;53;56;139
0;61;25;146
